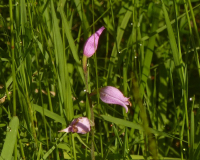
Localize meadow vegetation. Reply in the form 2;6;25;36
1;0;200;159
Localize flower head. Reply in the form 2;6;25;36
59;117;90;134
100;86;131;113
83;26;105;58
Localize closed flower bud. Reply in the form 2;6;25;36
83;26;105;58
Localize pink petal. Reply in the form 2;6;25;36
58;117;90;134
100;92;128;113
83;26;105;57
58;126;72;133
100;86;129;113
100;86;128;103
75;117;91;134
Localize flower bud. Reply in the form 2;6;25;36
83;26;105;58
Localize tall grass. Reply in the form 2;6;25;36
0;0;200;159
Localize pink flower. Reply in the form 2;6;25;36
100;86;131;113
59;117;90;134
83;26;105;58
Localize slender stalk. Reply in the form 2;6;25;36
83;55;88;75
18;132;25;159
72;134;77;160
37;143;42;160
182;0;191;152
9;0;16;116
22;68;38;147
82;37;96;160
104;1;110;77
83;61;95;160
90;1;97;159
9;0;17;158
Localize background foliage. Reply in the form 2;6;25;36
1;0;200;159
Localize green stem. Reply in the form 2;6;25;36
9;0;16;117
22;67;38;147
83;55;88;75
72;134;77;160
83;46;95;160
18;132;25;159
37;143;42;160
88;93;95;160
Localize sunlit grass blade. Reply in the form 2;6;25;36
60;7;85;85
101;115;187;141
0;116;19;160
33;104;66;124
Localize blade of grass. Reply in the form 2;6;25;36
194;141;200;160
161;0;184;86
187;0;200;76
140;3;200;42
139;3;160;98
190;96;195;159
0;116;19;160
101;115;187;142
182;0;200;78
107;5;133;80
161;2;190;158
74;0;90;38
33;104;66;124
9;0;16;116
59;6;85;85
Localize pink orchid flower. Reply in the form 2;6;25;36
83;26;105;58
59;117;90;134
100;86;131;113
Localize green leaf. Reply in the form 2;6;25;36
101;115;187;142
33;104;66;125
161;0;184;86
0;116;19;160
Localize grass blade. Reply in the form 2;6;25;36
0;117;19;160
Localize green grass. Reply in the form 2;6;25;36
1;0;200;159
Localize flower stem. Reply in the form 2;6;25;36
82;55;88;75
9;0;16;117
88;93;95;160
83;55;95;160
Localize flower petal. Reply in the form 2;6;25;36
83;26;105;57
100;86;128;103
58;117;90;134
74;117;91;134
100;86;129;113
58;126;73;133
